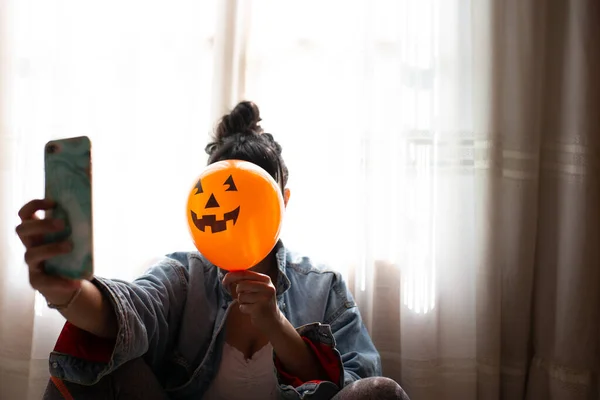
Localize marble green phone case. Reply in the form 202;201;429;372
44;136;94;280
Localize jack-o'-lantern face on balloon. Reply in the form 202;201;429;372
190;174;240;234
186;160;284;271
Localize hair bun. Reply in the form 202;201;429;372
215;101;262;142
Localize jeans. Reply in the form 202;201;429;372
43;358;410;400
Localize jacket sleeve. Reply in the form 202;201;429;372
273;273;382;399
49;257;189;386
326;273;382;385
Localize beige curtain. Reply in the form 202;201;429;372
360;0;600;399
489;1;599;398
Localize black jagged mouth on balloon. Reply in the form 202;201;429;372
191;206;240;233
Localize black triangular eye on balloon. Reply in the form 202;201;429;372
194;179;203;195
223;175;237;191
205;193;220;209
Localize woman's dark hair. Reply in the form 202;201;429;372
205;101;289;190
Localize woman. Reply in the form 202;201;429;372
16;102;410;400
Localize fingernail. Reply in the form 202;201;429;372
53;219;64;229
62;241;73;250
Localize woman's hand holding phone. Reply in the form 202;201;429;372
16;199;81;305
13;138;116;338
16;198;117;338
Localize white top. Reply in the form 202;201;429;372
203;342;279;400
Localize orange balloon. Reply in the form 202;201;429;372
186;160;284;271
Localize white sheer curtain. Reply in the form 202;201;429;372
1;1;599;400
1;1;217;398
236;0;478;397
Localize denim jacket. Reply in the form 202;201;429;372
48;242;382;399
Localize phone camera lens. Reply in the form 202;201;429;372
47;144;58;154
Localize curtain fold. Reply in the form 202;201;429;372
0;1;37;397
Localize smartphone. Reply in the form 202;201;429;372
43;136;94;280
